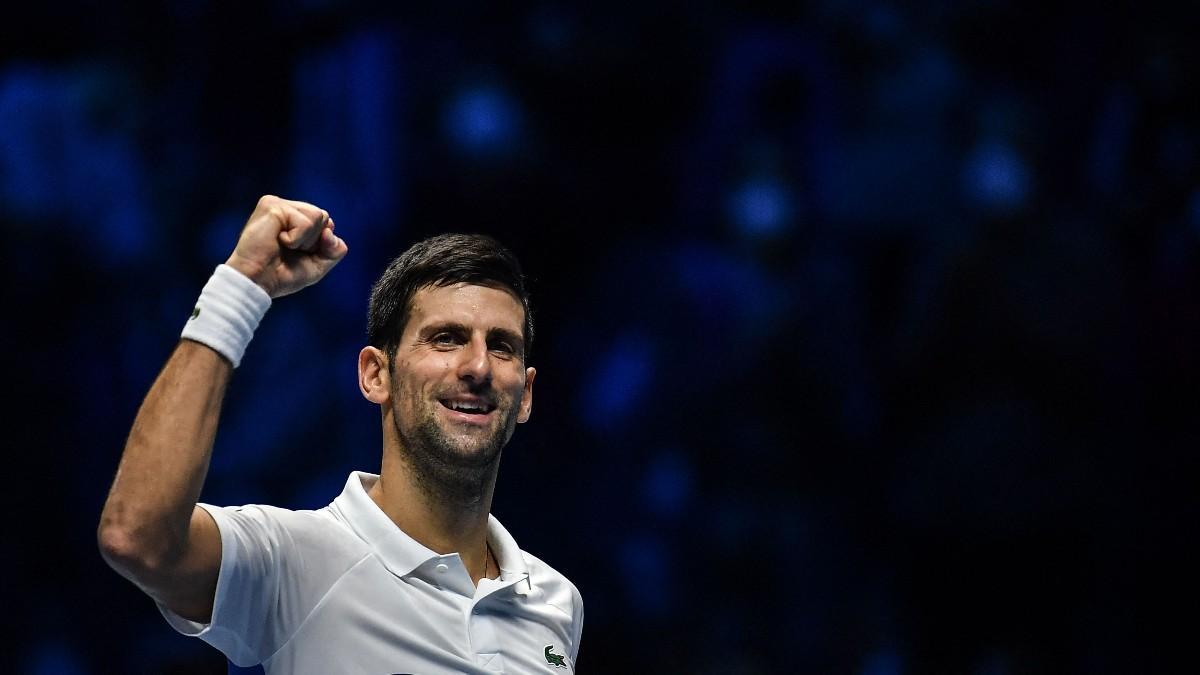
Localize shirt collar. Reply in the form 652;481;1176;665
331;471;530;586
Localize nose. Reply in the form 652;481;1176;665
456;336;493;385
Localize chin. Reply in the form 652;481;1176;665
439;431;505;463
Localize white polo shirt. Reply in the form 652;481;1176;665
158;472;583;674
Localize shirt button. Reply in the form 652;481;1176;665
435;563;449;574
473;608;481;615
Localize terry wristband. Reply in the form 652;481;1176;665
180;264;272;367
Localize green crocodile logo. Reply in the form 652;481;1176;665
544;645;567;668
190;306;201;319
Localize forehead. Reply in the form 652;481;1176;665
405;282;525;334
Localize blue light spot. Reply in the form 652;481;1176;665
673;244;778;326
861;648;904;675
0;65;151;265
24;640;85;675
581;332;654;430
0;66;59;215
527;7;574;51
961;140;1031;212
444;85;519;154
100;198;151;262
618;535;670;617
865;5;902;40
1187;189;1200;239
727;177;794;238
641;451;694;519
1087;90;1133;192
289;29;402;231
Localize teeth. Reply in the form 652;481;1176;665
449;401;487;413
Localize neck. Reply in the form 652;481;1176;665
367;444;498;585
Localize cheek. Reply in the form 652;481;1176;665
390;366;420;404
393;359;453;401
502;372;528;401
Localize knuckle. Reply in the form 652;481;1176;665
267;205;287;223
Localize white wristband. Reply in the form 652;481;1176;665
181;264;272;367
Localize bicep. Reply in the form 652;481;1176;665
150;506;222;623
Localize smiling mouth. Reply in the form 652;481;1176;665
439;399;497;416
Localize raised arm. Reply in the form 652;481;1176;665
97;195;347;622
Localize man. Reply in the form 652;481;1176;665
98;196;583;673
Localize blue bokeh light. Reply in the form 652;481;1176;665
618;535;670;617
861;648;904;675
727;176;794;238
0;65;151;265
24;640;85;675
673;243;779;326
961;140;1031;213
641;450;695;520
444;84;520;154
580;332;654;430
3;7;1183;672
1188;189;1200;238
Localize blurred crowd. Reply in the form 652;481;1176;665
1;3;1195;673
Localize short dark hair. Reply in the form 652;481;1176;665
367;233;533;361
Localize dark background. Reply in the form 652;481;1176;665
1;2;1196;673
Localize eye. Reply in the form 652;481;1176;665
489;341;517;357
431;332;458;346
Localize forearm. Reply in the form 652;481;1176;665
99;340;231;571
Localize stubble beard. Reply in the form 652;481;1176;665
391;383;519;509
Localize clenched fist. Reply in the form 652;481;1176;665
225;195;349;298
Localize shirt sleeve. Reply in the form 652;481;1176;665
569;584;585;663
156;502;293;667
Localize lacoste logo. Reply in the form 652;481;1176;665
544;645;567;668
190;306;201;319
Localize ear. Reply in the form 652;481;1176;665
517;366;536;424
359;346;390;404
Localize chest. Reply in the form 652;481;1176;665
266;562;576;674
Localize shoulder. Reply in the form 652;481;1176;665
521;549;584;619
200;502;369;565
521;550;585;660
